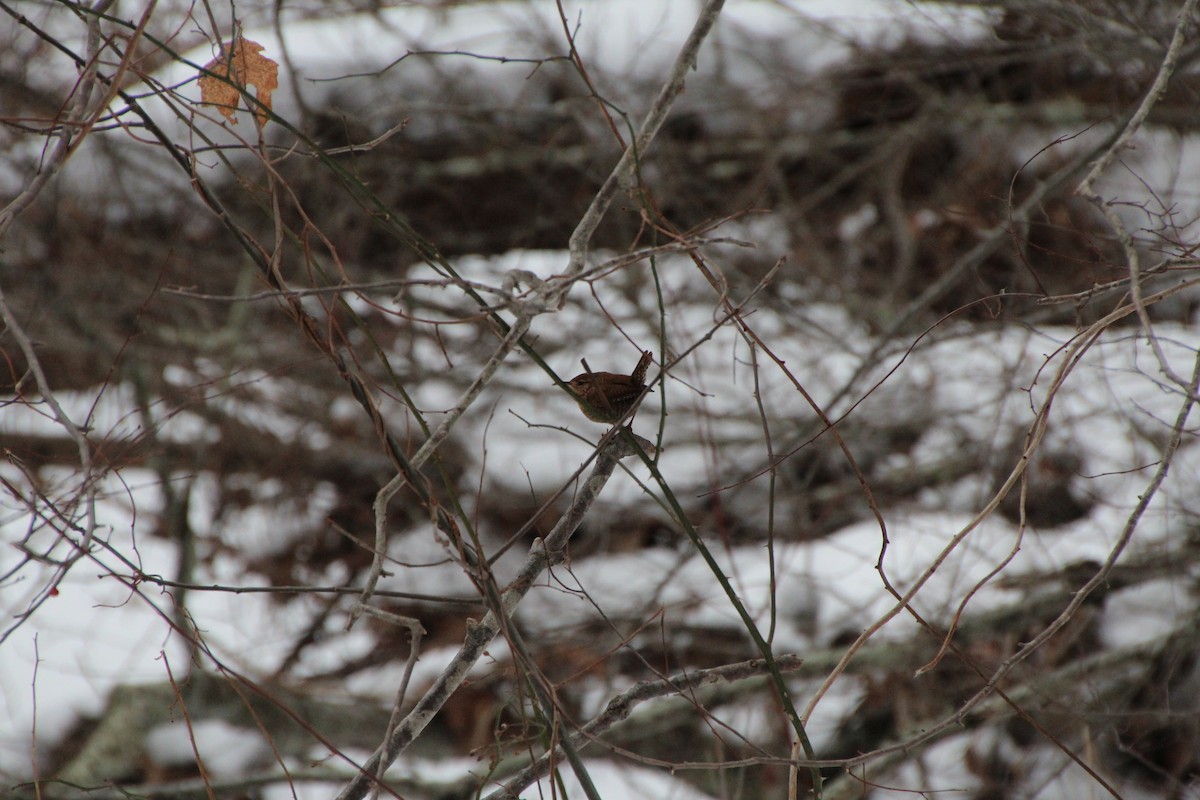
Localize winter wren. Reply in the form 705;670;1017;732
567;350;653;424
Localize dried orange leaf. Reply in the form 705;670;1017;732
199;37;278;126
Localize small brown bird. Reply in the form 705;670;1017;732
567;350;653;424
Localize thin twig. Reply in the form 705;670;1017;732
1076;0;1200;395
558;0;727;293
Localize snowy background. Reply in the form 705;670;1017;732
3;1;1200;798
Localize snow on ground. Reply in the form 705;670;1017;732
4;0;1200;796
511;758;722;800
0;472;184;775
12;0;993;219
145;718;273;776
4;247;1198;781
